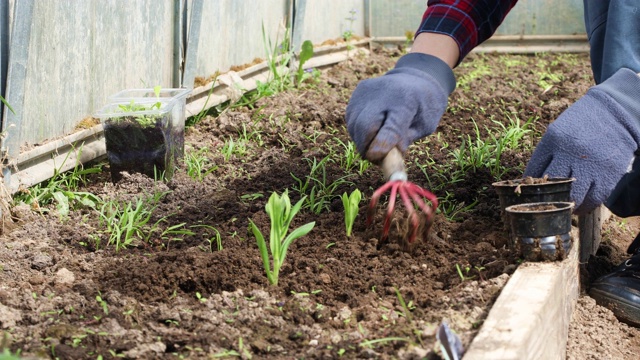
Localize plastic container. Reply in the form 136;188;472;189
505;201;574;261
493;177;575;210
95;99;179;182
493;177;574;244
108;88;191;158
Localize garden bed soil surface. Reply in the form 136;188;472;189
3;47;640;359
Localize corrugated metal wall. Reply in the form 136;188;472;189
296;0;365;45
12;0;175;146
192;0;289;78
370;0;586;37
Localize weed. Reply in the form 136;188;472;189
393;287;413;323
221;136;248;161
184;146;217;181
97;191;169;251
291;156;354;214
96;292;109;315
343;8;358;53
14;152;103;218
240;193;264;203
260;22;294;94
457;55;492;90
249;190;315;286
191;224;223;252
359;337;411;349
438;191;478;222
332;138;368;174
455;264;475;282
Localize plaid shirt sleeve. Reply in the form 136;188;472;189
417;0;519;62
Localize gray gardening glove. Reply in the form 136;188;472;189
346;53;456;163
524;68;640;215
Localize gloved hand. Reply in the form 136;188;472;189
525;68;640;214
346;53;456;163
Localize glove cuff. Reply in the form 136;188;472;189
395;53;457;95
597;68;640;123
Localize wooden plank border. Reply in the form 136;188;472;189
463;227;580;359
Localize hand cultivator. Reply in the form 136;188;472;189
367;148;438;248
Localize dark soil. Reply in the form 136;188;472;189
104;116;176;182
2;47;639;359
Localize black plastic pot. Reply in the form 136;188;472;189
506;201;574;261
493;177;575;210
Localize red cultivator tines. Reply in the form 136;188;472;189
367;148;439;249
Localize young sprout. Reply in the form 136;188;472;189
296;40;314;86
341;189;362;237
249;190;315;286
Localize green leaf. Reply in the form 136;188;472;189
0;95;15;114
299;40;314;67
249;219;273;284
281;221;315;259
52;191;70;217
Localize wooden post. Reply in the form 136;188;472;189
578;206;608;265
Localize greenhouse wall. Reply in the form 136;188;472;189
370;0;586;38
0;0;588;192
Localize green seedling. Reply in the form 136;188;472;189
249;190;315;286
292;156;354;214
456;264;475;282
359;337;411;349
260;21;294;94
97;191;169;251
196;292;207;303
96;292;109;315
296;40;314;86
191;224;223;252
341;189;361;237
394;287;413;323
115;88;164;128
184;146;218;181
343;8;357;53
14;150;103;218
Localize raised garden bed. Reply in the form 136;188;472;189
2;47;636;359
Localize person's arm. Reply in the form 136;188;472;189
414;0;519;67
410;33;460;69
345;0;519;163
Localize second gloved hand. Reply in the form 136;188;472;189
346;53;456;163
525;69;640;214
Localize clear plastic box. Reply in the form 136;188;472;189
108;88;191;150
95;99;180;182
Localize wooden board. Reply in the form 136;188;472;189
463;227;579;360
579;206;610;265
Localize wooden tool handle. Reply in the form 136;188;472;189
381;147;407;181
